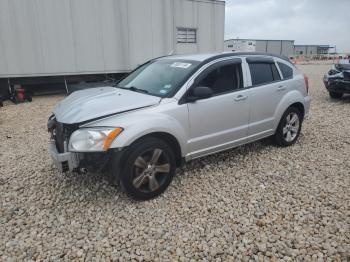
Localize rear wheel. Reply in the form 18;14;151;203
274;107;302;146
329;91;343;99
118;137;176;200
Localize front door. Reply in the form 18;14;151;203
185;59;251;159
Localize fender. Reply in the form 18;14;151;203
83;109;189;157
273;90;305;131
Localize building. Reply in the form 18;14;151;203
224;38;334;58
294;45;334;56
224;39;295;57
0;0;225;93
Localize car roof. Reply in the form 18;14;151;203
157;52;291;63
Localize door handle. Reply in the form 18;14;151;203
277;85;286;91
234;95;248;101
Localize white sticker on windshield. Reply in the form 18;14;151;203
170;62;192;69
159;89;168;94
164;84;172;89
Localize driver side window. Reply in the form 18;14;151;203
196;62;243;96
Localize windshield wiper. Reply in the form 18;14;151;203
116;86;149;94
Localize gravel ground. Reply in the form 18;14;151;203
0;63;349;261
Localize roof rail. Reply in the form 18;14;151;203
202;52;291;64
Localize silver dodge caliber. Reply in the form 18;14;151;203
48;52;311;200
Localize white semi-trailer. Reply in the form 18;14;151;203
0;0;225;79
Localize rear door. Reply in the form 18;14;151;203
185;58;251;158
246;57;285;141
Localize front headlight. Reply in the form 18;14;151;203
68;127;123;152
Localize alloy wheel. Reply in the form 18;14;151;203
132;148;171;192
283;112;300;142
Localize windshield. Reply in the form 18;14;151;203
117;59;200;97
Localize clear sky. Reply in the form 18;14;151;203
225;0;350;53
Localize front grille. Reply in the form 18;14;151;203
50;118;78;153
343;71;350;81
55;122;65;153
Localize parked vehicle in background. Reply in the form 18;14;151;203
48;52;311;200
323;59;350;99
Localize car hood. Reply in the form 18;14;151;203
53;86;161;124
335;60;350;71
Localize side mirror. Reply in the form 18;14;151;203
186;86;213;102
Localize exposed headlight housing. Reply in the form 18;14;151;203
328;69;341;76
68;127;123;152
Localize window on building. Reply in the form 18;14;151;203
177;28;197;43
228;44;233;48
248;63;281;86
277;62;293;79
196;62;243;95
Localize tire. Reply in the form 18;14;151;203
25;94;33;102
10;96;18;104
274;106;303;147
117;137;176;200
329;91;343;99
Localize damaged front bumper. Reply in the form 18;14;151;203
323;72;350;94
49;140;122;178
48;116;121;175
49;140;80;172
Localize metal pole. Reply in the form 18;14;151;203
64;76;69;94
7;78;13;98
7;78;11;93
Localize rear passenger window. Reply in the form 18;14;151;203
271;64;281;81
197;62;243;95
277;62;294;79
248;63;281;85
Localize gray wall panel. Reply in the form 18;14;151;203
308;46;318;55
127;0;154;67
151;0;173;58
294;45;318;55
197;2;213;53
281;41;294;57
175;0;198;54
214;3;225;52
35;0;76;73
0;0;225;77
70;0;105;72
225;39;295;56
266;40;281;55
0;1;8;74
255;40;267;52
0;0;44;75
99;0;127;71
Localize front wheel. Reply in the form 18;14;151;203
274;107;302;147
117;137;176;200
329;91;343;99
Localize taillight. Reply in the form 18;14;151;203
303;74;309;94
